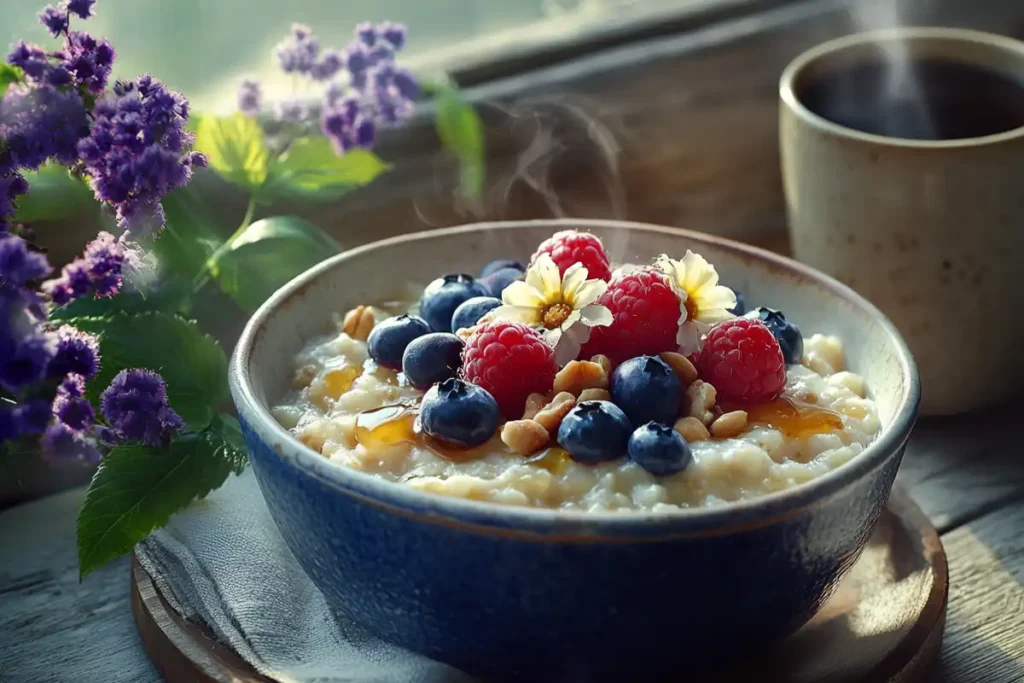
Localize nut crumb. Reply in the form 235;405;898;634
553;360;608;396
590;354;613;376
342;305;376;341
659;352;699;387
685;380;717;425
501;420;550;455
710;410;748;438
578;388;611;403
674;416;710;442
523;393;548;420
293;364;317;389
534;392;576;433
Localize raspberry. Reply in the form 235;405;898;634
531;230;612;281
581;267;682;364
697;318;787;405
461;320;557;418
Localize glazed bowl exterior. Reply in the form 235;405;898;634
229;220;920;682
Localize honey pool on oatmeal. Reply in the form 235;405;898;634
271;244;881;511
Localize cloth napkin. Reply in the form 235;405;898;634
135;468;476;683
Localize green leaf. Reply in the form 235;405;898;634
67;312;228;431
207;414;248;474
214;216;342;311
433;82;485;199
76;425;242;578
0;64;22;98
263;137;390;202
49;274;192;322
15;163;99;223
194;113;270;190
157;186;224;280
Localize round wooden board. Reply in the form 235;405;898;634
131;488;947;683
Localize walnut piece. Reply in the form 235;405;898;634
342;305;376;341
553;360;608;396
659;352;699;387
522;393;548;420
534;392;576;433
578;388;611;403
501;420;550;455
590;354;613;376
685;380;717;425
674;416;710;442
710;410;748;438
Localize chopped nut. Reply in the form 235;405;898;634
658;352;699;387
590;354;613;376
455;325;477;340
685;380;717;425
710;410;748;438
522;393;548;420
501;420;550;455
578;388;611;403
293;364;317;389
534;392;576;432
674;416;710;442
553;360;608;396
342;305;376;341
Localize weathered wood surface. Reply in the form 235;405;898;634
2;414;1022;682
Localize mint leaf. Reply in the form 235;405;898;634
68;312;228;430
16;163;99;224
215;216;342;311
433;82;485;199
76;426;241;578
158;186;225;280
263;137;390;202
206;414;248;474
194;113;270;190
0;64;22;99
49;274;192;321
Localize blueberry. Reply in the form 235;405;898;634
479;259;524;278
557;400;633;464
419;274;487;332
609;356;682;426
750;307;803;365
479;267;523;298
420;378;500;448
402;333;465;388
628;422;692;476
451;296;502;333
728;289;747;316
367;314;431;369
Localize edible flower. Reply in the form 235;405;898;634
491;254;612;366
655;251;737;354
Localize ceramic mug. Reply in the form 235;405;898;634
780;28;1024;415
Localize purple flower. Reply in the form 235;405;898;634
41;423;99;464
53;373;94;432
0;174;29;231
392;68;418;101
77;77;203;236
17;398;52;434
43;231;126;303
355;22;377;47
275;99;309;123
100;368;184;446
0;84;90;170
0;234;51;284
39;6;69;37
310;49;344;82
66;0;96;19
6;42;50;81
61;30;115;93
379;22;407;50
0;405;17;441
0;332;54;392
237;78;263;116
47;325;100;379
44;259;90;305
275;23;320;74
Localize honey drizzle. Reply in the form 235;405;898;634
734;396;844;439
352;403;495;463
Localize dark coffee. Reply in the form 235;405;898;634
799;58;1024;140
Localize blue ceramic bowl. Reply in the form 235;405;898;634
229;220;919;682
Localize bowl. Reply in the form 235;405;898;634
229;219;920;682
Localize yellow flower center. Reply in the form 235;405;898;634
542;303;573;329
684;296;698;321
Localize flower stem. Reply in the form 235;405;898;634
191;196;256;293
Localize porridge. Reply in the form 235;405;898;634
272;231;881;511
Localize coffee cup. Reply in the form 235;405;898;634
780;27;1024;415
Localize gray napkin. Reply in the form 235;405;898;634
135;468;475;683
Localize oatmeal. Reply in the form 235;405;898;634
272;231;881;511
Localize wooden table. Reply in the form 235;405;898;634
2;406;1022;682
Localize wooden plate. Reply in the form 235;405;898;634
131;488;947;683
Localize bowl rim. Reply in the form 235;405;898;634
230;219;920;536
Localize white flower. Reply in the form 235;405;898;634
490;254;613;366
655;250;737;354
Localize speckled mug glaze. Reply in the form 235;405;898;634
781;28;1024;415
229;220;919;682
